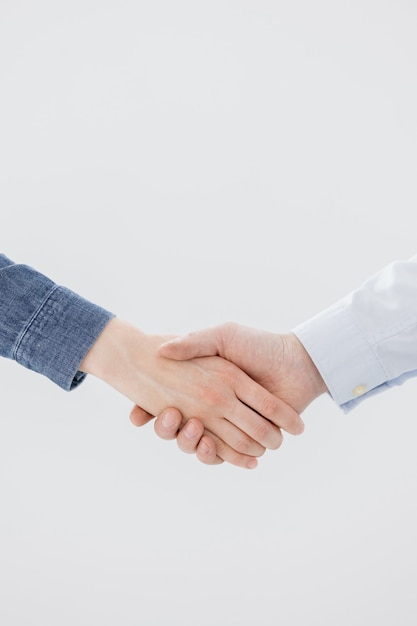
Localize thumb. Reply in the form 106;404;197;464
159;329;222;360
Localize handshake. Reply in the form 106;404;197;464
3;253;413;466
80;319;327;469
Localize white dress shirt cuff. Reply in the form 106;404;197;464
292;299;388;410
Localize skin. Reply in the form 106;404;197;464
80;318;304;469
130;322;327;466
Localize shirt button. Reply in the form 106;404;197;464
353;384;367;397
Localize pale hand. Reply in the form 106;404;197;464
151;322;327;463
80;318;304;469
159;322;327;413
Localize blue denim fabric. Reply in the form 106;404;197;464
0;254;114;390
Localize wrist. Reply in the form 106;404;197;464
79;318;178;412
286;332;328;406
79;317;146;396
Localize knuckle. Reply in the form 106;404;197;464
213;437;228;459
253;418;274;444
200;382;234;409
219;363;238;386
258;393;280;420
221;321;238;336
233;435;255;455
200;385;224;406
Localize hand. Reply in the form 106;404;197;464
131;321;326;465
147;322;327;461
80;318;304;469
159;322;327;412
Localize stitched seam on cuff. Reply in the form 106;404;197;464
13;284;60;361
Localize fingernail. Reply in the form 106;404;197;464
199;440;210;454
184;421;198;439
246;458;258;469
164;337;182;345
161;412;177;429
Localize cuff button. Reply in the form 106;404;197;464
353;384;367;397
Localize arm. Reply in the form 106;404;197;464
152;254;417;457
0;254;303;469
0;253;114;390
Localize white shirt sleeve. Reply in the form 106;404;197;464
292;254;417;412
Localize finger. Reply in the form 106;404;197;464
225;402;285;450
174;423;222;465
199;413;267;457
207;432;260;470
235;377;305;439
129;405;155;427
153;407;184;441
153;410;260;469
175;418;206;453
154;412;223;466
198;367;286;450
196;435;224;465
177;409;266;459
159;329;221;360
174;418;262;469
160;333;304;440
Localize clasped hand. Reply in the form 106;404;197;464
129;322;327;468
80;319;309;469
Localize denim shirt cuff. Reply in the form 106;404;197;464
14;285;115;391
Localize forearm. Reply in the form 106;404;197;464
285;332;328;408
79;317;168;409
0;254;114;390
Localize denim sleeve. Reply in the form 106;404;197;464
0;253;115;390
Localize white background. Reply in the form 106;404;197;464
1;1;417;624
